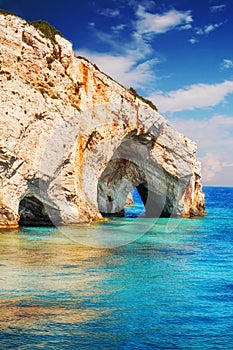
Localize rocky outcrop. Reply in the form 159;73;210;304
0;12;205;228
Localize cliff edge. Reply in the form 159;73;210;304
0;12;205;228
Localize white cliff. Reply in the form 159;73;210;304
0;12;205;228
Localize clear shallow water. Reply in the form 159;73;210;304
1;187;233;349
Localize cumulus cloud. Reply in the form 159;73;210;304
221;59;233;70
149;81;233;113
136;6;193;35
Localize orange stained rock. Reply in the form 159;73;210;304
92;75;109;104
81;63;89;95
184;181;193;204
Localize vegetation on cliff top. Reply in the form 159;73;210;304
77;56;158;111
0;9;63;45
128;87;158;111
0;9;158;112
29;20;63;45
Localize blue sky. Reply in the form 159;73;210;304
1;0;233;186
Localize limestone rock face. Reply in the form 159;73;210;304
0;13;205;228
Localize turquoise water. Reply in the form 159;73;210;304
1;187;233;349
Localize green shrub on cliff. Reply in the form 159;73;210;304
128;87;158;111
0;9;63;45
29;20;63;45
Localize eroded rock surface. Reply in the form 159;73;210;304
0;13;205;228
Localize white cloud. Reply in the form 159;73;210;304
99;8;120;17
170;115;233;185
196;22;223;35
136;6;193;35
179;24;192;30
125;30;154;62
148;81;233;113
111;24;126;33
201;153;222;182
87;22;153;59
204;25;216;34
199;153;233;184
210;4;226;12
171;115;233;149
221;59;233;70
189;37;198;44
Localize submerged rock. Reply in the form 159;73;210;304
0;12;205;228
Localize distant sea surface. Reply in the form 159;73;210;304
1;186;233;349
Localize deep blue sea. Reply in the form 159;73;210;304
1;186;233;349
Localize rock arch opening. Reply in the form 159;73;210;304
97;154;148;218
18;195;55;226
124;187;145;218
97;131;177;218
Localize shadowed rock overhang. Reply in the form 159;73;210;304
0;11;205;228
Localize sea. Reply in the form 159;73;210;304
1;186;233;349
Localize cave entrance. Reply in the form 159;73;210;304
99;186;146;218
97;155;149;218
18;195;55;226
97;130;175;219
124;183;172;218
